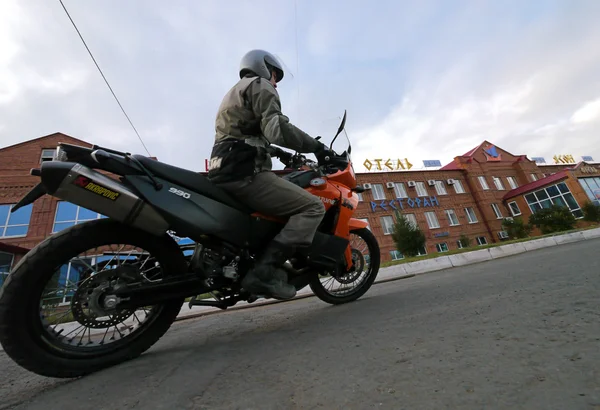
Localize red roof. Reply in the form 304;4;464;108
503;171;568;200
462;142;484;157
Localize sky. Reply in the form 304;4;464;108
1;0;600;173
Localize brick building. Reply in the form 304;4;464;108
1;134;599;284
353;141;600;262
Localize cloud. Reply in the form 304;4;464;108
1;0;599;174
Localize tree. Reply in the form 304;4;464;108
582;201;600;223
502;216;532;239
528;204;577;234
458;234;471;248
391;210;426;258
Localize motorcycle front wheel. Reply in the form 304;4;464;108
0;218;187;378
309;228;381;305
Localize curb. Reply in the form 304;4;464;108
174;226;600;322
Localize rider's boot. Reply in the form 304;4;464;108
242;241;297;300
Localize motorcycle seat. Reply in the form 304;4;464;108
131;155;253;213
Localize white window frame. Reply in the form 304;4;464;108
53;201;105;233
492;176;505;190
453;180;465;194
524;182;583;219
424;211;440;229
491;203;503;219
476;236;488;246
415;182;428;197
445;209;460;226
390;250;404;261
507;176;518;190
40;148;56;163
403;213;418;229
508;201;521;216
465;207;478;223
434;180;447;195
436;242;449;253
478;176;490;190
357;192;363;202
393;182;408;198
0;203;33;239
457;239;466;249
372;184;385;200
530;173;538;182
380;215;394;235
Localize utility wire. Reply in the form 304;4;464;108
58;0;152;157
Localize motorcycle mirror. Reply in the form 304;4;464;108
330;110;347;150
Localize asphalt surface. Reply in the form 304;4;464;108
1;239;599;410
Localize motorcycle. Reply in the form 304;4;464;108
0;111;380;378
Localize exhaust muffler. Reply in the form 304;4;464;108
40;161;169;236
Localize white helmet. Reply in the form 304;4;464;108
239;49;284;82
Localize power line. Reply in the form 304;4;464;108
58;0;151;157
294;0;300;122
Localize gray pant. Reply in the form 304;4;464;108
216;171;326;247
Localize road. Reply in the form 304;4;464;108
1;239;600;410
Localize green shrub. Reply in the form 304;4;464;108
502;216;532;239
528;204;576;234
391;211;426;258
458;234;471;248
582;201;600;223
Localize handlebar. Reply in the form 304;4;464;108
269;146;346;175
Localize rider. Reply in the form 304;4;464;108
207;49;332;300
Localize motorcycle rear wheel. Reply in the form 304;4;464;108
0;218;187;378
309;228;380;305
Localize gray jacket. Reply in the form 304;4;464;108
209;75;320;174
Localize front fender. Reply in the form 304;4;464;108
348;217;368;231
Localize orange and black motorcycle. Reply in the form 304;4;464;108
0;111;380;378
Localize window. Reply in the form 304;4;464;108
0;203;33;238
53;201;106;233
416;246;427;256
457;239;466;249
358;218;371;230
402;213;418;229
0;252;14;288
524;182;583;219
380;215;394;235
424;211;440;229
508;201;521;216
476;236;488;246
491;203;503;219
357;192;363;201
578;177;600;206
436;243;449;253
507;176;518;190
445;209;460;226
530;173;538;182
415;182;428;197
393;182;408;198
372;184;385;200
453;180;465;194
478;176;490;190
40;149;56;163
465;207;478;223
492;176;505;190
434;181;447;195
390;250;404;260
